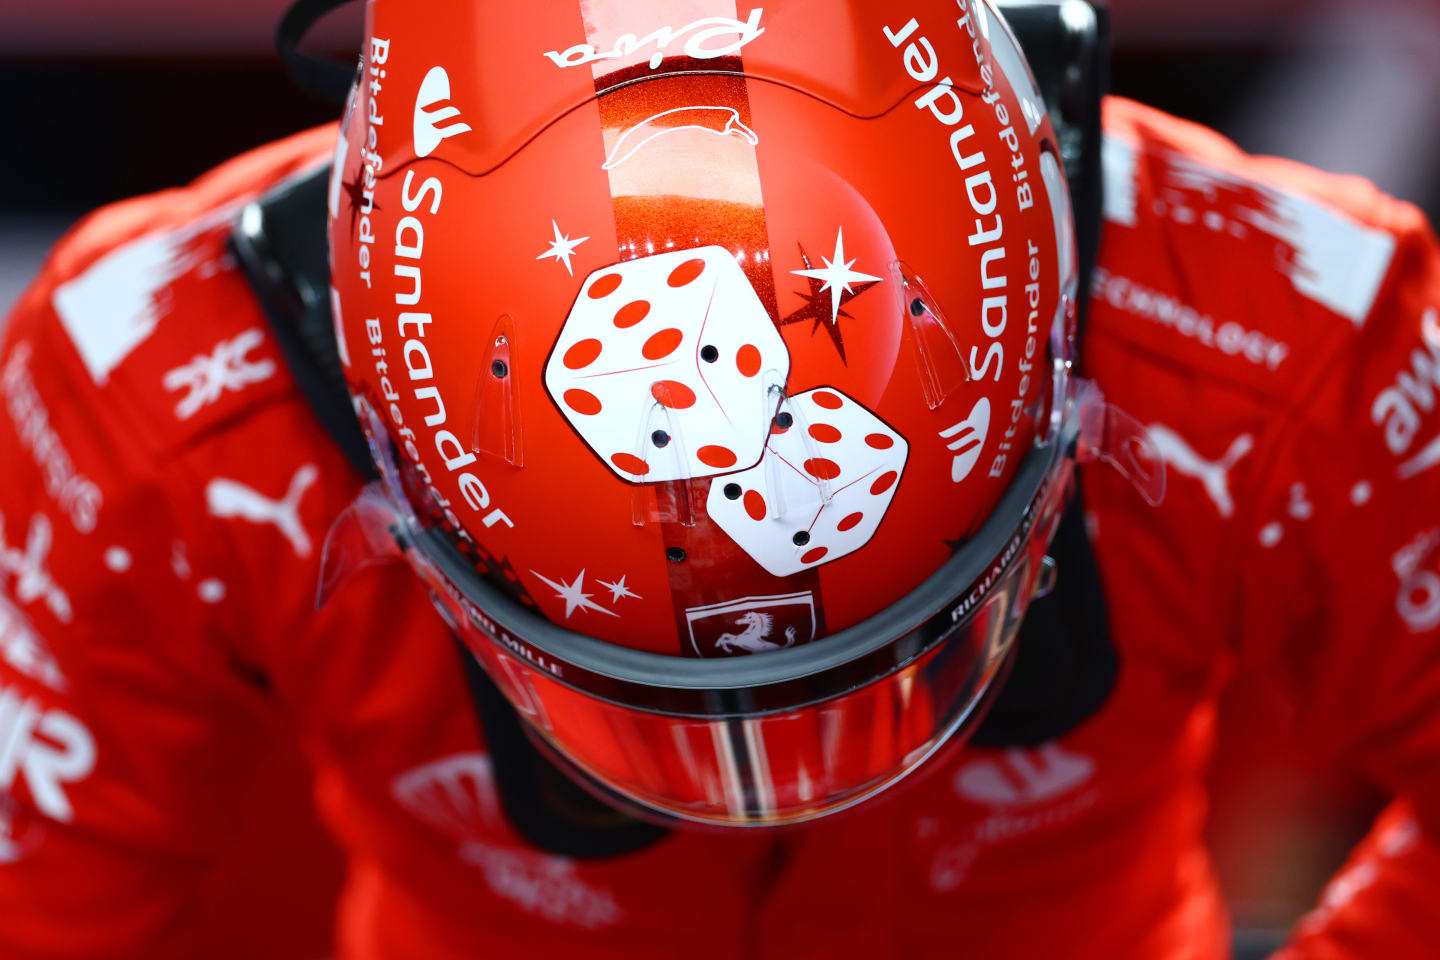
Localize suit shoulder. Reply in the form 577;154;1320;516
1100;96;1409;233
5;126;338;467
1093;96;1420;406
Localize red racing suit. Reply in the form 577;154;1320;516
1;97;1438;959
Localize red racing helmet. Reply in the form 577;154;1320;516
325;0;1159;827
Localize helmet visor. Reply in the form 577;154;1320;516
464;515;1059;827
349;395;1071;827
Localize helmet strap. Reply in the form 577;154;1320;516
276;0;361;104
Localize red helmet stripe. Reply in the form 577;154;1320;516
579;0;827;655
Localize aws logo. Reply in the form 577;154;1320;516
1372;307;1440;479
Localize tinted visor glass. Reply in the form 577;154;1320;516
350;395;1071;827
458;530;1057;827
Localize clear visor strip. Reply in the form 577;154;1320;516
1065;375;1167;507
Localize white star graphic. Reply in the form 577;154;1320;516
597;575;641;603
530;568;618;619
790;227;883;326
536;220;589;276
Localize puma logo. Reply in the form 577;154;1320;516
205;465;319;558
1146;424;1254;518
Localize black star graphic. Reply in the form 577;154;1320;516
779;242;882;365
943;514;987;557
458;538;538;609
340;173;378;237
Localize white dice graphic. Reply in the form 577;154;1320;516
546;247;790;484
707;387;909;577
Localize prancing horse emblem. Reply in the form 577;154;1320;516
684;591;817;658
715;611;797;654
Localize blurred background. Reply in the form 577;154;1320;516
3;0;1439;955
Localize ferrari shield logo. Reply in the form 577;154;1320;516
684;591;818;658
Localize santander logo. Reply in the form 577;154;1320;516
413;66;472;158
941;397;990;484
544;8;766;71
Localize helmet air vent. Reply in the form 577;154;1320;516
892;262;972;411
472;314;524;467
